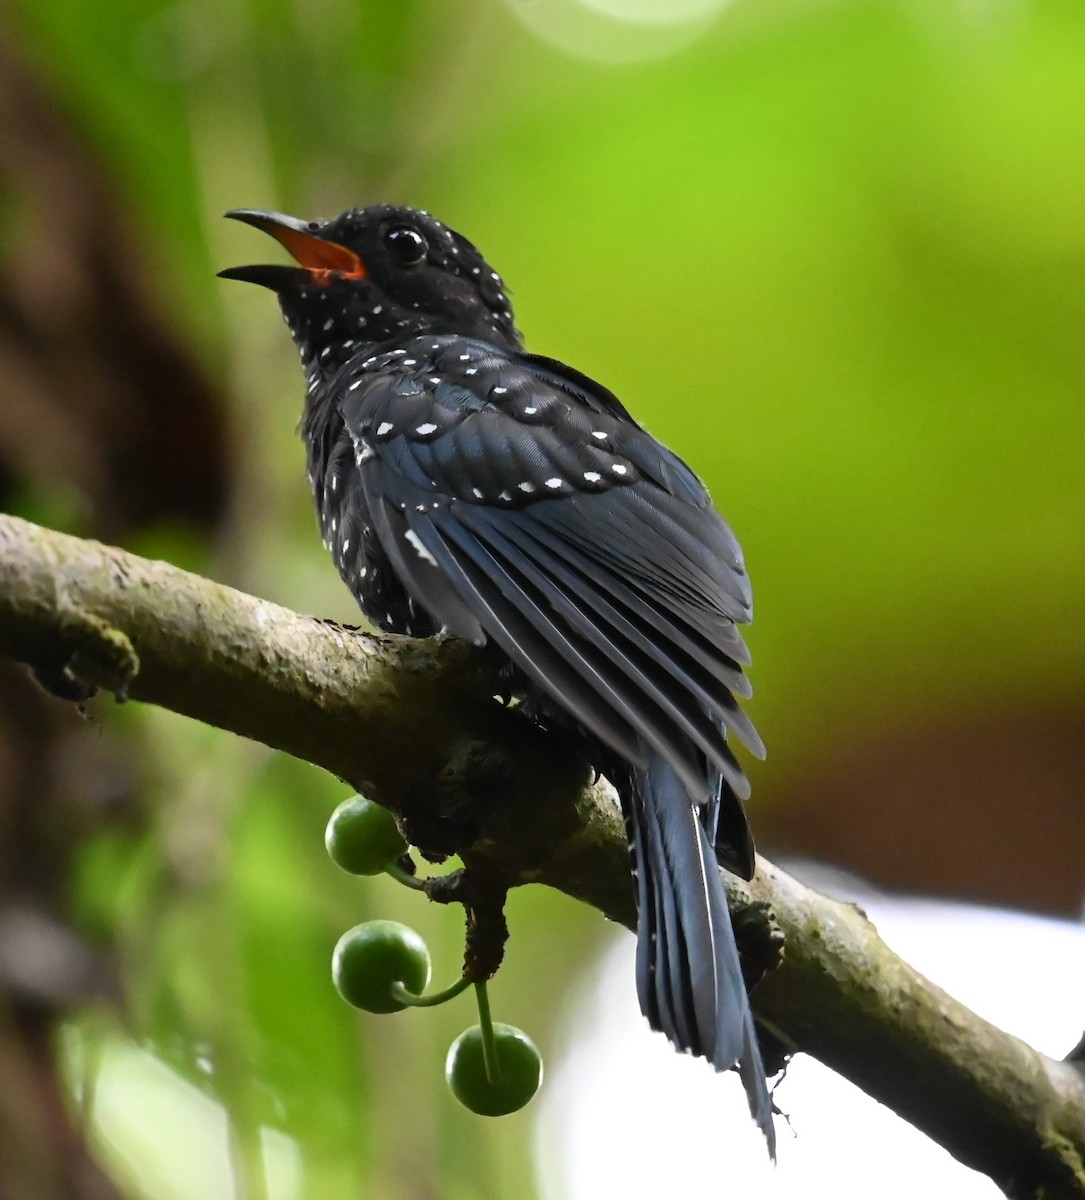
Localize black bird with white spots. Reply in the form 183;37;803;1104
221;204;775;1151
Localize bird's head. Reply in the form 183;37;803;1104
219;204;520;364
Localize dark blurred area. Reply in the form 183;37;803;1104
0;41;227;537
0;0;1082;1196
761;707;1085;915
0;35;228;1198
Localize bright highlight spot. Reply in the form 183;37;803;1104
502;0;732;64
64;1038;302;1200
536;891;1084;1200
581;0;731;25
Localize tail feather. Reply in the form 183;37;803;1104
622;749;776;1156
704;755;757;882
631;794;698;1049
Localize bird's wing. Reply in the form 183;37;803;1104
337;339;761;804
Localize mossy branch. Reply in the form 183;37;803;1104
1;513;1082;1197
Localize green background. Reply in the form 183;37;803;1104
5;0;1083;1195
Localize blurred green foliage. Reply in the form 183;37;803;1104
8;0;1083;1195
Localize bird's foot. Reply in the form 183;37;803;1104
734;896;786;987
423;863;510;982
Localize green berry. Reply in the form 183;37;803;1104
325;796;408;875
446;1024;543;1116
332;920;430;1013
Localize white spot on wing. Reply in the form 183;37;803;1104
545;478;564;490
416;422;438;436
405;530;438;565
377;422;394;436
584;471;602;483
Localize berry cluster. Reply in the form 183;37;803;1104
325;796;542;1117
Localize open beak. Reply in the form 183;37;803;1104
218;209;367;290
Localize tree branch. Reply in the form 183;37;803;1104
1;513;1082;1197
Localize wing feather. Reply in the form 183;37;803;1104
338;343;761;808
408;512;651;771
456;505;759;791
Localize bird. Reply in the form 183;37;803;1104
220;204;775;1151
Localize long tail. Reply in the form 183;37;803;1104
622;748;776;1156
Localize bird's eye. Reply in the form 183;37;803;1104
383;225;428;266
